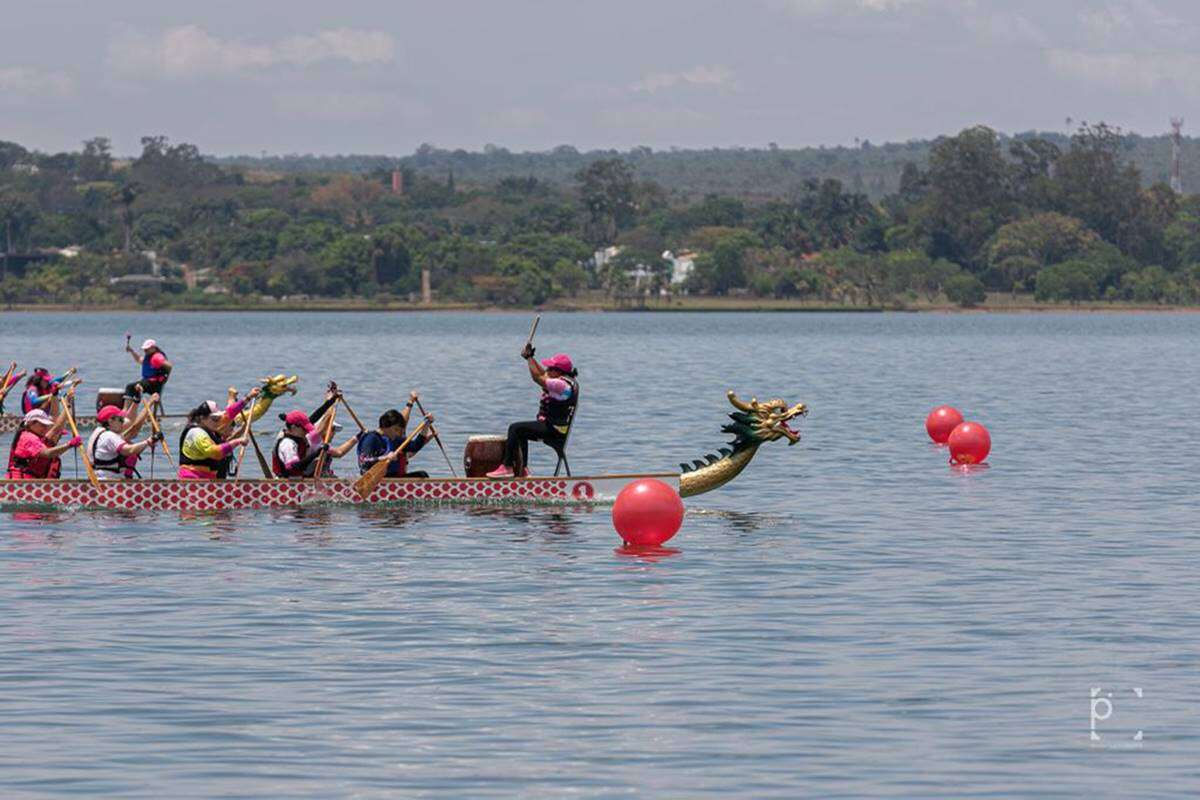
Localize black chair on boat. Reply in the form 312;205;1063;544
550;383;579;477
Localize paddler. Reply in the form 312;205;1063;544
177;387;261;480
123;338;172;412
356;396;436;479
20;367;72;415
486;348;578;478
87;398;163;480
6;408;81;479
271;388;358;478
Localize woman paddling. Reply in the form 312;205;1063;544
6;408;81;479
177;387;261;480
356;397;436;479
20;367;72;415
486;348;578;478
271;388;359;478
87;399;162;481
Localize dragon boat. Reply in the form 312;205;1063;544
0;392;807;511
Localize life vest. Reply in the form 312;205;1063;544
142;349;170;385
538;376;578;434
357;431;409;477
6;429;62;479
89;428;140;479
179;424;229;478
271;433;309;478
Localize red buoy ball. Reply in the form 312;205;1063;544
925;405;964;444
948;421;991;465
612;479;685;546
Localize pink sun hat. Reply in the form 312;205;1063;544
96;405;127;423
541;353;574;373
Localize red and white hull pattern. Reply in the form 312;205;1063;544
0;474;679;511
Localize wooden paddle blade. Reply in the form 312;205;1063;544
61;400;100;490
249;430;272;478
353;457;391;500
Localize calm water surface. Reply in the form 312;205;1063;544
0;311;1196;797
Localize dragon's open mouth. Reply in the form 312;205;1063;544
773;405;807;445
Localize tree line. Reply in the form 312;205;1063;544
2;123;1200;308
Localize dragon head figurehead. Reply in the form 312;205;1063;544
678;391;809;497
725;391;807;448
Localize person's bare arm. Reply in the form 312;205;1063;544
526;355;547;387
331;436;358;458
126;343;144;365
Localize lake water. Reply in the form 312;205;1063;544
0;310;1196;797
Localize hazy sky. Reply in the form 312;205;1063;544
2;0;1198;156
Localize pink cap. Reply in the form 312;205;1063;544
284;410;314;433
96;405;127;423
22;409;54;427
141;339;157;351
541;353;574;374
149;353;167;369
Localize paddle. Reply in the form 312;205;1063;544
526;314;541;351
62;386;100;490
140;396;174;468
353;419;428;500
311;404;338;482
0;362;15;398
336;391;367;434
414;396;457;477
232;395;258;480
248;427;272;478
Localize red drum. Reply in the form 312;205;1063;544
96;387;125;412
464;435;519;477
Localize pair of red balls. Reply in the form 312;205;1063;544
925;406;991;465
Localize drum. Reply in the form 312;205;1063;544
463;435;518;477
95;387;125;412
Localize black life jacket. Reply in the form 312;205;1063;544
271;433;308;478
179;423;229;476
539;376;578;433
6;428;62;479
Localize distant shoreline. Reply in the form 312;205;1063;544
2;296;1198;314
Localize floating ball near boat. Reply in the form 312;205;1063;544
948;421;991;465
612;479;685;546
925;405;964;444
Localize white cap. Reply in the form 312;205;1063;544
141;339;157;350
22;409;54;427
202;400;222;417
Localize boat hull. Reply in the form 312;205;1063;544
0;474;679;511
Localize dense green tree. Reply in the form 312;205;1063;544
983;213;1100;289
1035;260;1100;302
576;158;636;247
78;137;113;182
1164;196;1200;267
943;273;986;307
914;126;1015;265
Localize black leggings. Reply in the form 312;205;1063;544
503;420;565;469
125;379;166;402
